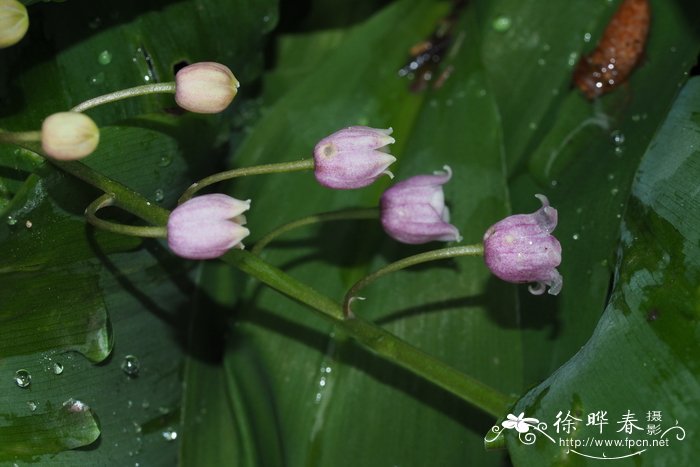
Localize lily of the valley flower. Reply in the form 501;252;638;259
167;194;250;259
0;0;28;49
175;62;239;114
483;194;562;295
41;112;100;160
313;126;396;189
502;412;540;433
380;166;462;244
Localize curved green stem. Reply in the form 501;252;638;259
52;160;512;418
85;194;167;238
0;130;41;144
50;160;170;226
71;82;177;113
251;208;379;255
178;159;315;204
226;249;511;417
343;244;484;317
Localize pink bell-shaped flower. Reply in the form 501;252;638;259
167;194;250;259
483;194;562;295
380;166;462;244
313;126;396;189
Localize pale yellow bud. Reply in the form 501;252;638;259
175;62;239;114
41;112;100;160
0;0;29;48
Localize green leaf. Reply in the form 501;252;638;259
500;76;700;467
194;1;517;465
0;0;276;463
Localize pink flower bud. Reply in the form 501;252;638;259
167;194;250;260
483;194;562;295
0;0;28;49
380;166;462;244
313;126;396;189
41;112;100;160
175;62;239;114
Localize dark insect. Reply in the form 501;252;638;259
573;0;650;99
398;0;466;92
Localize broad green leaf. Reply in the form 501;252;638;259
0;398;100;461
0;0;276;463
499;76;700;467
197;1;516;466
510;0;700;387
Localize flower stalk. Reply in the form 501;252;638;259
251;208;379;255
178;159;315;204
71;83;177;113
53;159;512;418
85;194;167;238
343;244;484;317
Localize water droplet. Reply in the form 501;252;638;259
583;32;592;43
25;220;32;228
611;187;619;195
98;50;112;65
143;75;151;82
154;189;164;203
27;401;38;411
568;52;578;67
610;130;625;146
537;58;546;66
52;362;64;375
550;180;559;187
63;398;89;413
607;173;615;181
631;114;641;122
528;121;538;130
572;233;580;240
6;215;17;226
89;72;105;85
262;15;270;23
121;355;140;377
158;154;173;167
492;16;512;32
614;146;624;156
14;370;31;388
162;428;178;441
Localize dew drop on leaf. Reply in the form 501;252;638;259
98;50;112;65
14;369;31;388
53;361;64;375
161;428;178;441
158;154;173;167
121;355;140;377
492;16;512;32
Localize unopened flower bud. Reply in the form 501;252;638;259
167;194;250;260
380;166;462;244
483;194;562;295
313;126;396;189
0;0;28;49
175;62;239;114
41;112;100;160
